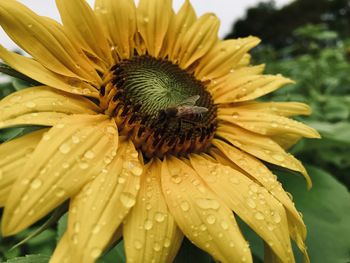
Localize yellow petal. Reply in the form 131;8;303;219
212;139;308;255
177;13;220;69
0;1;99;82
50;232;71;263
190;155;295;263
161;157;252;263
0;130;46;206
272;133;304;149
124;160;183;263
0;46;99;98
2;115;119;235
66;139;142;263
195;37;261;81
56;0;112;65
217;124;312;188
0;86;100;129
95;0;137;60
223;102;312;117
218;110;320;138
213;75;293;104
208;65;265;93
165;0;197;61
137;0;172;57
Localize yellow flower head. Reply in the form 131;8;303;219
0;0;320;262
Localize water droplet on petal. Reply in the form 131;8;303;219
180;201;190;211
196;198;220;210
59;143;71;154
206;214;216;224
84;151;95;160
164;238;171;248
31;178;42;189
120;192;136;208
92;225;101;234
255;212;265;220
221;221;229;230
91;248;102;259
154;212;165;223
271;211;281;224
134;240;143;250
25;101;36;108
153;243;161;252
272;154;285;162
246;198;257;209
144;219;153;230
56;188;66;197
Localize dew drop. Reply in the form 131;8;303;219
171;175;182;184
249;184;259;193
221;221;229;230
180;201;190;211
153;243;161;252
164;238;171;248
79;162;89;170
73;222;81;232
56;188;66;198
206;214;216;225
154;212;165;223
120;192;136;208
31;178;42;189
118;177;126;184
271;211;281;224
196;198;220;210
72;135;80;144
43;134;51;141
91;248;102;259
144;219;153;230
272;154;285;162
92;225;101;234
134;240;143;250
59;143;71;154
199;224;207;231
255;212;265;220
25;101;36;108
246;198;257;209
84;150;95;160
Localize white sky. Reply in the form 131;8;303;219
0;0;292;50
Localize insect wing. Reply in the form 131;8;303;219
176;106;208;117
178;95;200;106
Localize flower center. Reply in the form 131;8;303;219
100;56;217;158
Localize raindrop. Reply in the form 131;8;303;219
221;221;229;230
72;135;80;144
92;225;101;234
120;192;136;208
134;240;143;250
73;222;81;232
271;211;281;224
84;151;95;160
164;238;171;248
206;214;216;225
79;162;89;170
43;134;51;141
59;143;71;154
272;154;285;162
180;201;190;212
144;219;153;230
171;175;182;184
249;184;258;193
56;188;66;198
25;101;36;108
154;212;165;223
91;248;102;259
254;212;265;221
31;178;42;189
246;198;256;209
118;177;126;184
153;243;161;252
195;198;220;210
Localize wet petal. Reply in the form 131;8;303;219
222;102;312;117
66;139;141;263
212;139;309;261
195;37;261;81
218;109;320;138
177;13;220;69
190;155;295;263
2;115;119;235
161;157;252;263
95;0;137;60
50;233;71;263
0;130;46;206
166;0;197;61
56;0;112;65
0;1;99;82
217;124;312;188
0;46;99;98
0;86;100;129
124;160;183;263
213;74;293;104
137;0;172;57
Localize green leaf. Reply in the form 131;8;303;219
307;121;350;144
56;214;68;243
174;238;213;263
278;166;350;263
4;255;50;263
98;241;125;263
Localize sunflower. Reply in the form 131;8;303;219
0;0;320;262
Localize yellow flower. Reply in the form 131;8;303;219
0;0;320;262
